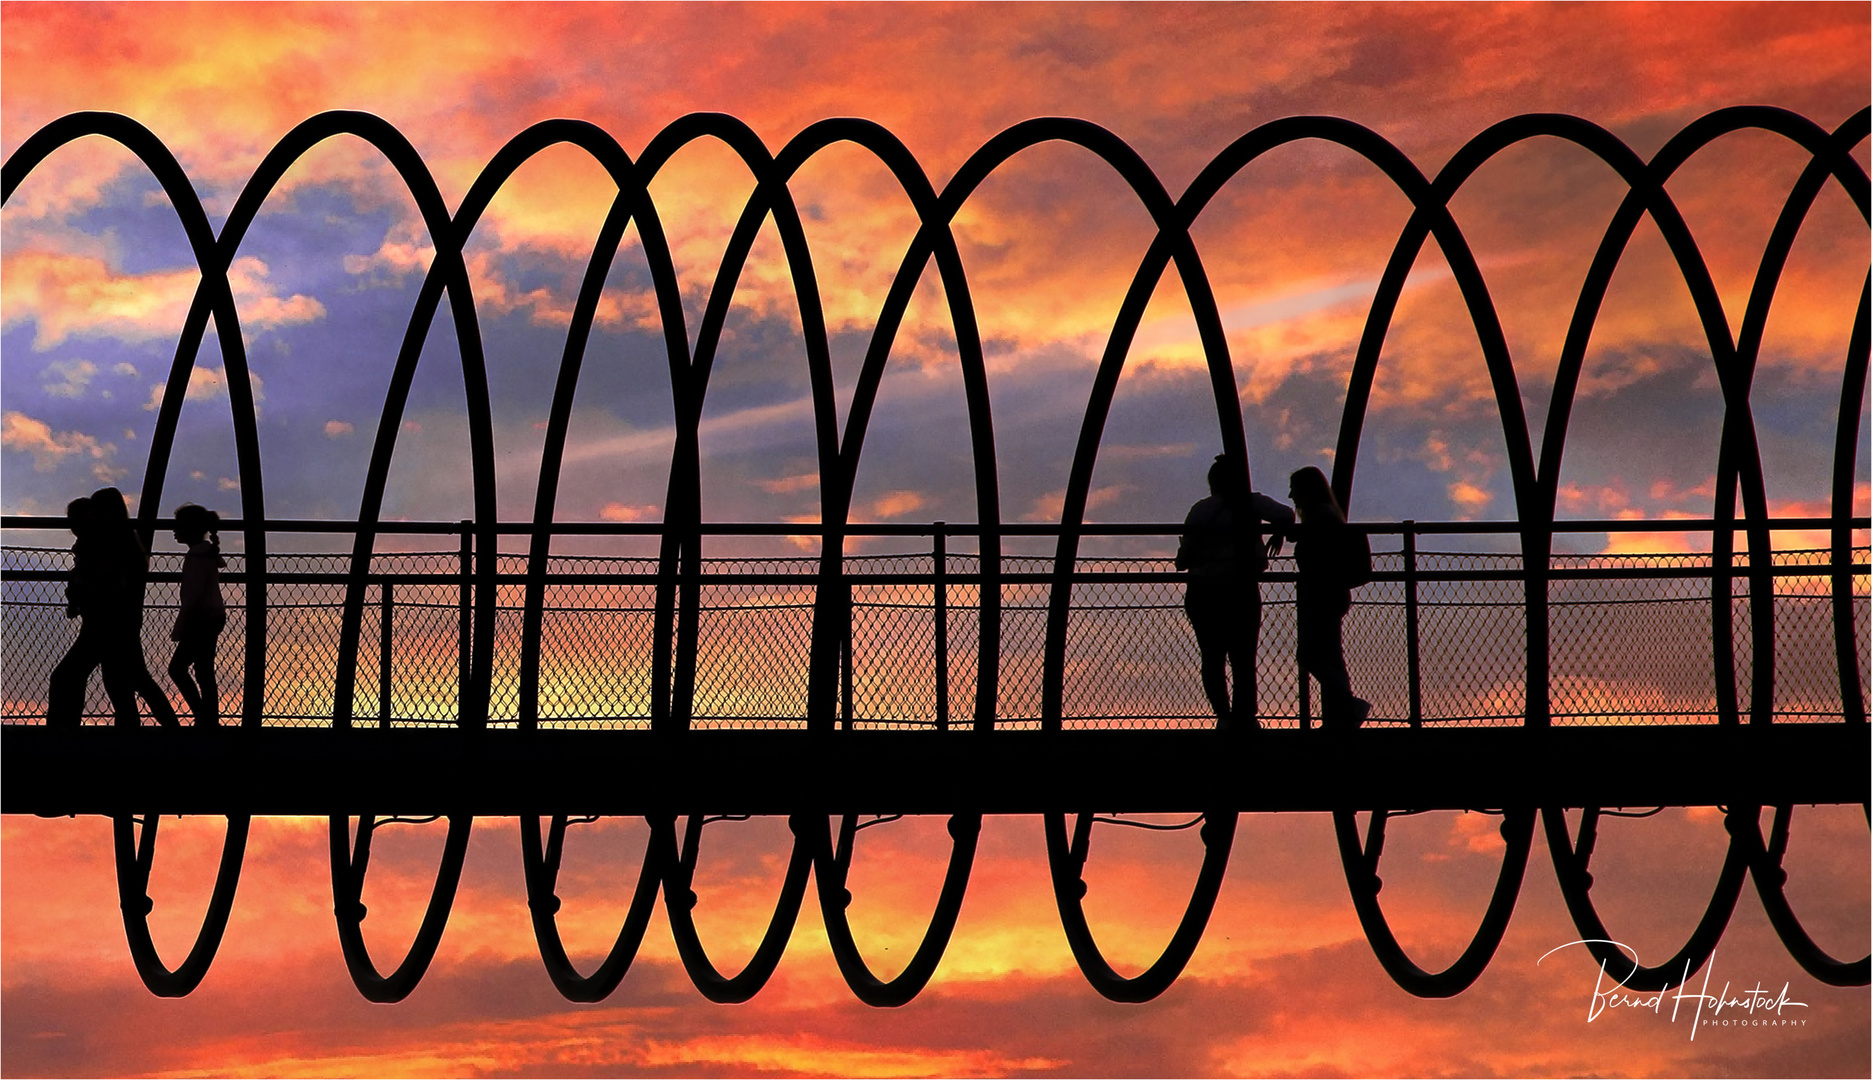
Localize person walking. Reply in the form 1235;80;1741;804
1177;453;1294;731
168;504;228;727
45;495;139;727
1288;466;1371;729
88;487;180;728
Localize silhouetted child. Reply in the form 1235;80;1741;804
1177;453;1294;730
1288;466;1371;729
168;504;227;727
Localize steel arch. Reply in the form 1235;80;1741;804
660;813;814;1003
111;813;250;997
807;813;983;1007
329;814;474;1003
1733;805;1872;987
5;104;1867;1004
1542;805;1751;992
1044;810;1238;1002
521;814;668;1002
1333;807;1537;998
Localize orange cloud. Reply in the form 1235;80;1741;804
1448;479;1492;514
599;501;659;522
0;409;119;479
4;4;1863;418
867;490;926;520
1025;483;1129;522
2;249;324;349
4;806;1864;1078
141;364;263;414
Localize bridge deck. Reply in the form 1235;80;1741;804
5;723;1864;816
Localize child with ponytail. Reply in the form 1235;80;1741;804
169;504;227;726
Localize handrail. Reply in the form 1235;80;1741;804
6;514;1868;535
5;524;1865;731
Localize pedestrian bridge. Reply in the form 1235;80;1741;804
2;104;1865;1010
2;516;1864;1006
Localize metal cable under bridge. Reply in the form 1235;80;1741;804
1;105;1868;1005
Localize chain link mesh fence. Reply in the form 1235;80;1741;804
3;541;1864;729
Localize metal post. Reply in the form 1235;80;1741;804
1299;666;1311;730
841;626;855;731
934;523;949;731
1405;522;1422;728
378;580;394;729
458;520;472;723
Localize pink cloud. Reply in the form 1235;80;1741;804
2;250;323;350
0;409;120;480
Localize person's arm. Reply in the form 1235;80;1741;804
1176;501;1206;571
1250;492;1294;526
66;543;89;617
1250;493;1295;557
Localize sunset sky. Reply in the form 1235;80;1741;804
2;2;1868;1078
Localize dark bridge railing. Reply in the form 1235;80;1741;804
4;515;1864;731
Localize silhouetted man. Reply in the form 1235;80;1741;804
1177;453;1293;731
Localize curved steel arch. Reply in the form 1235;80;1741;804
1;113;268;728
293;111;500;734
1043;810;1238;1003
5;107;1868;1005
1733;804;1872;987
806;813;983;1007
660;813;815;1003
1836;280;1871;724
521;814;668;1002
111;813;250;997
781;116;1007;729
329;813;474;1003
1333;808;1537;998
1542;806;1751;992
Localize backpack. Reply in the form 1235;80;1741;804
1340;528;1374;589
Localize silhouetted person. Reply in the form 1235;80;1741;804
168;504;227;727
1177;453;1294;731
46;496;137;727
88;487;180;728
1288;466;1370;729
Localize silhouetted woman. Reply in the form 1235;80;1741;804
1178;453;1294;730
46;495;136;726
1288;466;1370;729
168;504;227;727
89;487;180;728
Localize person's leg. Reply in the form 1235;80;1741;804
47;628;102;728
1226;589;1262;729
1315;615;1354;713
134;662;181;728
98;632;143;727
104;624;180;728
181;634;220;727
1297;598;1355;725
169;641;206;724
1328;596;1369;727
1186;589;1231;725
